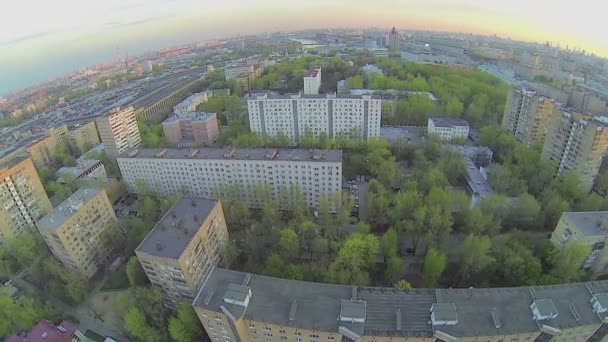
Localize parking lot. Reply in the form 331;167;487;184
344;178;368;220
112;194;143;220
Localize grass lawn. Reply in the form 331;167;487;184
100;265;129;291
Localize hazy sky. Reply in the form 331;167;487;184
1;0;606;95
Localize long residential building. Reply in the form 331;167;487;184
95;106;141;157
0;157;52;241
68;121;101;154
36;188;121;278
136;197;228;307
542;110;608;190
247;93;382;144
502;88;555;146
194;267;608;342
117;147;342;209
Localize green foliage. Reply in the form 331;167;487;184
0;289;57;336
168;303;205;342
199;95;243;125
395;280;412;289
327;233;379;285
459;235;494;282
423;248;446;287
124;307;152;340
126;257;148;287
139;123;167;148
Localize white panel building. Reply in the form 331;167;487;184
304;66;322;95
117;147;342;209
247;94;382;144
427;117;470;141
95;106;141;157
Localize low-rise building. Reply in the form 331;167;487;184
162;112;219;147
173;92;211;115
56;159;107;183
5;320;88;342
36;188;121;278
0;157;52;241
194;267;608;342
136;197;228;307
427;117;470;141
117;147;342;210
550;211;608;277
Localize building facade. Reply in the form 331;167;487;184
56;159;107;183
0;157;52;241
303;66;321;95
542;110;608;190
135;198;228;307
47;124;69;147
24;135;57;168
247;94;382;144
95;106;141;157
173;91;211;115
427;117;470;141
68;121;101;154
550;211;608;277
388;26;400;50
117;148;342;209
502;88;555;146
162;112;219;147
36;188;121;279
194;267;608;342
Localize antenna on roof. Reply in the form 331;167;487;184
156;243;163;251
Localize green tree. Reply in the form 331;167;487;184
279;228;300;261
124;307;152;340
327;233;379;285
126;256;148;287
423;248;446;287
459;235;494;283
168;303;205;342
549;242;588;283
395;280;412;289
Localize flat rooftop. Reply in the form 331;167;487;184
136;197;218;259
562;211;608;237
430;117;470;128
37;188;103;231
57;159;101;179
119;147;342;163
195;267;608;338
305;66;321;77
162;112;216;123
249;93;381;100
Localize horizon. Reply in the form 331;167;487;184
1;0;607;96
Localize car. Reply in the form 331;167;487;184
1;278;12;287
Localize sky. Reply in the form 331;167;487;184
1;0;606;95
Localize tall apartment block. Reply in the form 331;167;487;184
0;157;52;241
47;124;69;146
135;198;228;306
502;88;555;146
162;112;219;147
541;110;608;190
95;106;141;157
194;267;608;342
36;188;120;278
117;147;342;209
24;135;57;168
303;66;321;95
247;94;382;144
68;121;101;154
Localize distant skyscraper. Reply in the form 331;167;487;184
388;27;400;50
95;106;141;157
502;88;555;146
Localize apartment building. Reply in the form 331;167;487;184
502;88;555;146
247;94;382;144
427;117;470;141
117;147;342;209
194;267;608;342
303;66;321;95
162;112;219;147
68;121;101;154
0;157;52;241
541;110;608;190
36;188;120;278
24;135;57;168
47;124;69;146
550;211;608;277
95;106;141;157
135;198;228;306
224;63;260;81
173;91;210;115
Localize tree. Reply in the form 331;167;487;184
507;193;541;229
124;307;152;340
395;280;412;289
279;228;300;261
327;233;379;285
0;289;55;336
459;235;494;283
423;248;446;287
382;228;403;283
595;172;608;197
126;256;147;287
168;303;205;342
549;242;588;283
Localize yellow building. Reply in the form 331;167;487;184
36;188;121;279
502;88;555;147
24;135;57;168
0;157;52;241
550;211;608;277
194;267;608;342
136;197;228;307
542;110;608;190
47;124;69;147
68;121;101;154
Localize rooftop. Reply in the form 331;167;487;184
562;211;608;237
430;117;470;128
162;112;216;124
249;93;381;100
305;66;321;78
195;268;608;338
56;159;102;180
119;147;342;163
136;197;218;259
6;320;78;342
36;188;103;231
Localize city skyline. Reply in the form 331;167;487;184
1;0;607;95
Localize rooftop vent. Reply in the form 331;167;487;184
396;309;402;331
339;299;367;323
128;149;139;157
188;149;199;158
155;149;167;158
265;149;278;159
289;300;298;321
312;149;325;160
531;299;558;321
491;309;501;328
431;303;458;326
591;293;608;314
223;147;236;158
223;283;252;307
156;243;163;251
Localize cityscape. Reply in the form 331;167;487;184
1;2;608;342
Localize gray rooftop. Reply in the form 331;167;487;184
136;197;218;259
562;211;608;237
57;159;102;179
195;268;608;338
162;112;216;124
430;117;470;128
37;188;103;231
119;147;342;163
249;93;381;100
